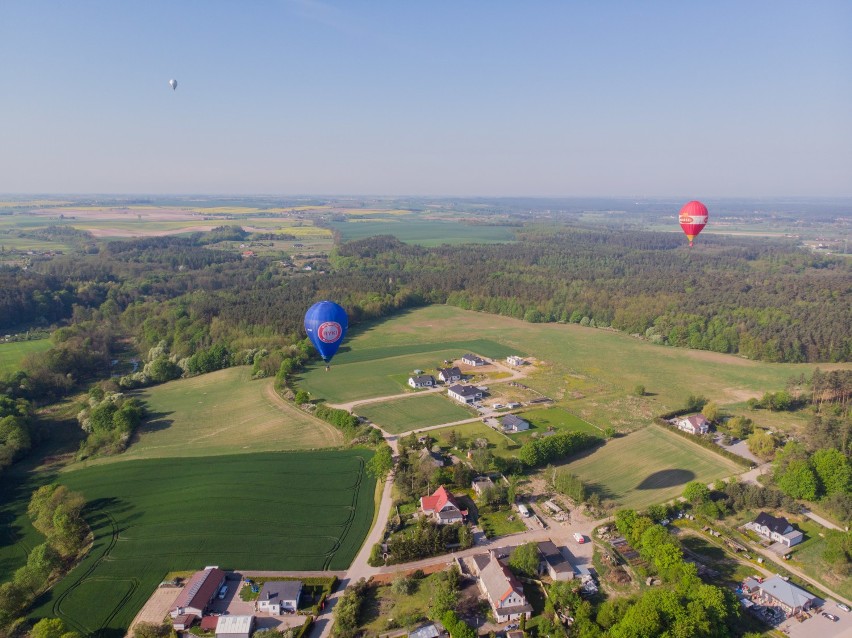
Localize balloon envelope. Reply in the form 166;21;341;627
304;301;348;363
169;79;177;90
679;200;708;247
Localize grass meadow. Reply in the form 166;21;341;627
507;407;602;445
296;340;515;404
329;218;517;246
356;394;475;434
30;450;375;636
0;339;51;374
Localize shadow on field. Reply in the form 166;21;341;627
134;410;174;436
636;469;695;490
584;481;618;503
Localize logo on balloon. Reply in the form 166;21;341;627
317;321;342;344
680;215;694;224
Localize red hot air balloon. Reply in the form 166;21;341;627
679;200;708;247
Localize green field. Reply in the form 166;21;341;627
94;367;345;462
562;425;742;510
434;421;513;455
0;339;51;374
329;218;517;246
296;340;515;404
508;407;602;445
356;394;475;434
31;450;375;636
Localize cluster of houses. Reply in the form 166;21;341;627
167;566;302;637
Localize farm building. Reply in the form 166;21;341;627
420;485;467;524
756;576;816;616
170;566;226;618
506;356;526;366
475;550;533;622
462;354;487;366
409;623;447;638
537;540;575;581
471;476;495;496
408;374;436;388
437;367;462;383
675;414;710;435
257;580;302;615
215;615;255;638
448;384;483;404
747;512;803;547
501;414;530;432
172;614;196;630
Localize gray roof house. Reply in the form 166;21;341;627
409;374;436;389
257;580;302;615
749;512;804;548
501;414;530;433
437;367;462;383
448;384;483;404
471;476;495;496
757;576;816;615
537;540;575;581
477;551;533;622
462;354;486;366
409;623;446;638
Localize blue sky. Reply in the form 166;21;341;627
1;1;850;196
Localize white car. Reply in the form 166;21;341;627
838;603;851;613
573;533;585;544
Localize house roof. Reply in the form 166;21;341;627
420;485;465;515
410;375;435;384
537;541;574;574
259;580;302;605
173;566;225;611
472;476;495;491
409;623;443;638
173;614;197;627
438;367;461;377
448;384;481;397
419;447;444;466
754;512;792;535
216;615;254;634
501;414;528;429
760;576;815;609
480;552;525;606
462;354;485;362
686;414;709;427
200;616;219;631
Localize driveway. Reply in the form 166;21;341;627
779;605;852;638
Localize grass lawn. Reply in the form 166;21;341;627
357;394;476;434
360;572;445;635
86;367;344;463
563;425;743;510
296;340;515;405
0;338;51;374
477;506;526;538
329;218;517;246
508;407;602;446
784;518;852;601
433;421;515;457
30;450;375;636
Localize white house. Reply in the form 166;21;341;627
748;512;804;547
676;414;710;435
448;384;484;404
506;356;526;366
257;580;302;615
408;374;436;389
462;354;486;367
476;551;533;622
437;367;462;383
501;414;530;432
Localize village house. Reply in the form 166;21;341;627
461;354;487;366
471;476;495;496
747;512;804;547
419;446;445;468
257;580;302;615
408;374;436;389
506;356;526;366
501;414;530;433
170;566;226;618
448;384;484;404
756;575;816;615
537;540;576;581
437;366;463;383
408;623;447;638
215;615;255;638
675;414;710;435
420;485;467;524
473;550;533;622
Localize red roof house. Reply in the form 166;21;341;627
420;486;467;525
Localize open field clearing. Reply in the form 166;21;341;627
507;407;602;445
329;218;517;246
296;340;514;404
0;339;51;373
31;450;375;636
340;306;851;434
357;394;475;434
563;425;742;510
93;367;344;462
434;421;513;454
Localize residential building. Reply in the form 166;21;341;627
437;367;462;383
462;354;487;366
476;551;533;622
409;623;446;638
506;356;526;366
757;576;816;615
215;615;255;638
748;512;804;547
420;485;467;525
501;414;530;432
537;540;575;581
448;384;484;404
675;414;710;435
170;566;226;618
257;580;302;615
471;476;495;496
419;446;445;468
409;374;436;389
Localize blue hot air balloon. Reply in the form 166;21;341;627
304;301;348;369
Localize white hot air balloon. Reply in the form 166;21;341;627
169;79;177;91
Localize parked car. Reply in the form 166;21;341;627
217;585;228;599
573;533;585;544
838;603;851;613
822;612;839;622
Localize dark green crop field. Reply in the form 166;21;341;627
329;218;517;246
30;450;375;637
